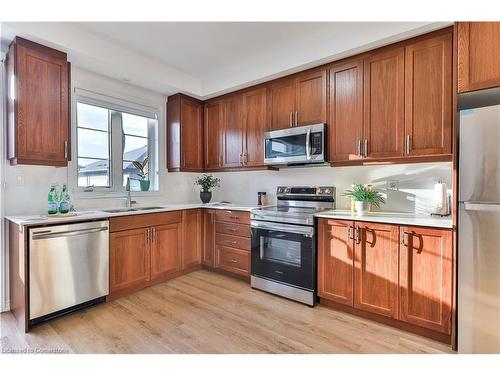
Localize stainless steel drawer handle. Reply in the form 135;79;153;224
32;226;108;240
226;240;238;245
229;259;238;264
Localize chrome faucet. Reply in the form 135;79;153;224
125;177;138;208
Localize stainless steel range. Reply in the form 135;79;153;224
250;186;335;306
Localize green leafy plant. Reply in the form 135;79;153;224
343;184;385;208
195;174;220;191
132;156;149;181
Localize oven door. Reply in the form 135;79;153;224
251;220;315;290
264;124;325;165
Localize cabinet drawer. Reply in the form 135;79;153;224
214;210;250;224
215;222;251;237
110;211;182;232
216;245;250;276
215;233;250;251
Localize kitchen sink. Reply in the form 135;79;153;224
102;206;165;213
134;206;164;211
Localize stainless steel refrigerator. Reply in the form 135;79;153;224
458;88;500;353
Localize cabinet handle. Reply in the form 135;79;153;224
64;140;68;159
289;112;293;127
219;155;223;167
229;259;238;264
405;135;411;155
348;225;354;240
239;153;243;166
363;139;368;158
401;231;408;247
244;153;248;165
146;228;150;244
356;140;361;157
354;226;361;244
152;228;156;243
294;111;298;127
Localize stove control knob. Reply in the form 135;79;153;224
284;187;291;193
324;188;332;195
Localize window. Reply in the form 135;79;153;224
75;95;159;192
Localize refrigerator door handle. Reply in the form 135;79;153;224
461;202;500;211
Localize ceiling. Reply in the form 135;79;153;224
1;22;451;98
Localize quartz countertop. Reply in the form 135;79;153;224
314;210;453;229
5;203;261;227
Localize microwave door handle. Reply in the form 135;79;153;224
306;128;311;160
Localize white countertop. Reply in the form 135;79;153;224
5;204;453;229
315;210;453;229
5;203;260;227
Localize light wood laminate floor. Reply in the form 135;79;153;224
1;270;454;354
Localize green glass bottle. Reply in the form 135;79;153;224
48;184;58;215
58;184;71;214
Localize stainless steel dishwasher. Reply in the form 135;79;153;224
29;220;109;323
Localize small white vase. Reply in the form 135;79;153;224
355;201;369;216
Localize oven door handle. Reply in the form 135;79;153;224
251;220;314;237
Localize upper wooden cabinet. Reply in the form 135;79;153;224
242;88;267;167
204;100;224;170
400;226;453;334
6;37;70;166
221;95;245;168
167;94;204;172
267;69;327;130
458;22;500;93
328;59;364;162
405;30;452;156
363;46;405;159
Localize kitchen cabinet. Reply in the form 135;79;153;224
400;226;453;334
267;69;327;130
110;228;151;292
204;100;224;170
242;88;267;167
151;223;182;280
458;22;500;93
182;209;202;269
222;95;245;168
202;209;216;267
267;77;296;130
167;94;204;172
405;30;452;156
318;219;354;306
109;210;200;297
354;222;399;318
328;59;364;162
6;37;70;166
363;46;405;159
215;245;250;277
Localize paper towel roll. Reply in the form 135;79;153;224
433;181;448;215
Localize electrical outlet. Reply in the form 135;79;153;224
16;175;25;186
387;180;399;191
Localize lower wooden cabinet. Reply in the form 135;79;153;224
215;245;250;277
151;222;182;281
202;209;216;267
318;219;354;306
110;228;151;292
109;210;200;296
317;218;454;339
354;222;399;319
182;209;202;269
400;226;453;334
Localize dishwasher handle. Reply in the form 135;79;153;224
31;226;108;240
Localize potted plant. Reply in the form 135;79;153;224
132;156;150;191
343;184;385;216
195;174;220;203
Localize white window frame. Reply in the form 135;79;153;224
69;88;160;197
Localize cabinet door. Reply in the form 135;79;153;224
317;219;354;306
202;209;216;267
204;101;224;170
354;223;399;318
458;22;500;93
15;39;69;166
267;78;296;130
328;59;364;162
180;97;204;171
363;47;405;159
182;209;202;269
222;95;244;168
110;228;150;293
242;88;267;167
295;69;327;126
166;95;181;171
151;223;182;280
405;31;452;156
400;227;452;334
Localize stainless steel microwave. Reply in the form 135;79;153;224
264;123;326;166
